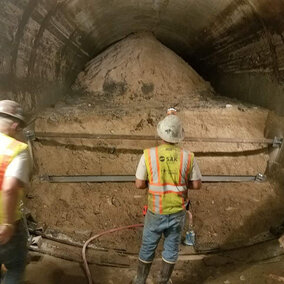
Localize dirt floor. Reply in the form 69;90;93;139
24;252;284;284
23;32;284;283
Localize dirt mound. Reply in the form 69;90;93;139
73;32;214;108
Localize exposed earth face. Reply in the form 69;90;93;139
24;33;284;283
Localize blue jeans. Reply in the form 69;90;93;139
139;210;185;264
0;220;28;284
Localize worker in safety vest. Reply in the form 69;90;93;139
133;113;202;284
0;100;30;283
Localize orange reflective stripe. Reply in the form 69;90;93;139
155;147;162;214
0;160;9;176
0;161;9;187
149;182;186;186
149;190;185;195
155;147;160;184
147;149;153;183
0;155;6;189
179;150;183;184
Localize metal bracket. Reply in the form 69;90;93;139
39;175;51;182
272;136;283;148
255;173;266;182
25;130;36;141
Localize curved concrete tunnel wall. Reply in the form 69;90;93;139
0;0;284;179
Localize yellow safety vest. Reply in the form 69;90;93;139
0;133;28;224
144;144;194;215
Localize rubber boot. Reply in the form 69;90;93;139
157;260;175;284
132;260;152;284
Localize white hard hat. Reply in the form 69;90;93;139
0;100;25;125
157;115;184;143
167;107;177;115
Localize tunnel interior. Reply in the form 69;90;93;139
1;0;284;283
1;0;284;115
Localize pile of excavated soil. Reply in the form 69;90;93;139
73;32;214;109
26;33;284;255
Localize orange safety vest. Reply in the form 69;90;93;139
0;133;28;224
144;144;194;215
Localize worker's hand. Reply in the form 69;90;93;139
279;234;284;248
0;225;15;245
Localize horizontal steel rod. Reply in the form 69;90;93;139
40;175;263;183
34;132;274;145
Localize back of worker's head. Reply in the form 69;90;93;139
0;100;26;131
157;114;184;144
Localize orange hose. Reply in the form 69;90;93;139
82;224;144;284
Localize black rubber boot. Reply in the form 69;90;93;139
157;260;175;284
132;260;152;284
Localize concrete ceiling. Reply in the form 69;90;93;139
65;0;233;58
0;0;284;114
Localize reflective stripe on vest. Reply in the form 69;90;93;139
144;144;194;215
0;133;28;223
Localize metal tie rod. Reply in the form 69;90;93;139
33;132;283;147
40;174;266;183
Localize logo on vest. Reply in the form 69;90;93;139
159;156;178;162
166;156;177;162
159;156;165;162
